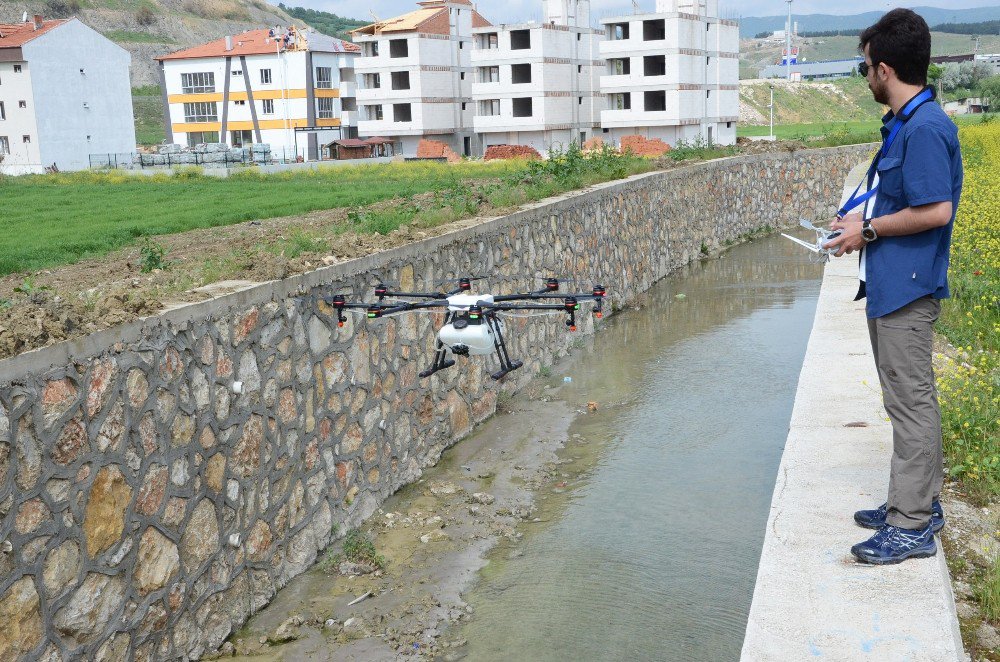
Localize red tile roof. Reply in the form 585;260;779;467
157;28;359;61
0;19;68;49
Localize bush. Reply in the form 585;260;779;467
44;0;81;18
136;6;156;26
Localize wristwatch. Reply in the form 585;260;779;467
861;219;878;243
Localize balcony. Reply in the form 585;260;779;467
339;81;357;98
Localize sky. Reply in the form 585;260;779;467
288;0;1000;23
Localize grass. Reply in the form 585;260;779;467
319;529;386;573
102;30;175;44
738;120;883;139
134;95;166;146
0;149;653;277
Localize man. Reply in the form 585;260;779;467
826;8;963;565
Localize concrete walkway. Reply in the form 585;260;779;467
740;172;965;661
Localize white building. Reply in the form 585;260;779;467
471;0;603;155
0;16;135;175
351;0;492;158
599;0;739;147
157;27;359;160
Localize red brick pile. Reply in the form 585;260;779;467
582;137;606;152
483;144;542;161
416;139;463;163
619;135;672;157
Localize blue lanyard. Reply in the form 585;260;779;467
837;87;936;219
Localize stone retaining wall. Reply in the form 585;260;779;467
0;144;872;661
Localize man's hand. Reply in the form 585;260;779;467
827;213;865;257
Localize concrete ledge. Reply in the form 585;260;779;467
740;254;964;661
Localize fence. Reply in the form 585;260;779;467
89;147;307;171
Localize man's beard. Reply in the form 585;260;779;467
870;77;889;105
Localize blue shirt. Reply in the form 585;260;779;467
865;88;963;319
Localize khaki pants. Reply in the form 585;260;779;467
867;296;943;530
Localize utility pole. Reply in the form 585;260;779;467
786;0;793;81
769;84;775;139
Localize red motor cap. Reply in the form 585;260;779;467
459;278;472;290
593;285;606;297
374;284;388;297
331;295;346;307
546;278;559;291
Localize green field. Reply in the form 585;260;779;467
739;120;883;139
0;162;526;275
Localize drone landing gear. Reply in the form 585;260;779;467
419;312;457;379
486;314;523;381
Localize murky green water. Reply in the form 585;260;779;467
457;234;824;661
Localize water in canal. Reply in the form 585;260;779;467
455;233;825;661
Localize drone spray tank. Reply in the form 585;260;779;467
438;295;502;356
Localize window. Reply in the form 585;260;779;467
609;58;630;75
460;41;465;50
727;121;732;128
79;68;85;75
342;98;357;112
366;105;384;121
262;98;275;115
479;66;499;83
364;73;381;89
234;99;246;106
479;100;500;116
391;71;410;90
480;33;498;49
316;67;332;89
14;65;21;73
644;90;666;111
643;19;665;41
460;72;465;80
610;92;631;110
578;65;583;73
511;30;531;50
231;129;253;147
181;72;215;94
389;39;409;58
461;102;467;111
644;55;666;76
260;69;272;85
609;23;629;41
512;97;532;117
0;136;8;154
318;97;335;119
183;102;218;123
364;42;379;57
511;63;531;84
22;135;30;143
0;102;4;120
393;103;412;122
18;100;26;108
186;131;219;147
578;96;583;105
232;69;243;77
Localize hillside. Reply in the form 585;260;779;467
740;31;1000;79
279;4;366;41
738;77;885;125
737;5;1000;38
0;0;299;87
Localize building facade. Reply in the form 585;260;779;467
157;28;358;160
470;0;603;155
0;17;135;175
599;0;739;147
351;0;492;158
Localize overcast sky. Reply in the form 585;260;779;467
289;0;1000;23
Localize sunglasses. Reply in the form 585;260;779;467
859;61;878;77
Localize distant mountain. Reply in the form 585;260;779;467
737;6;1000;39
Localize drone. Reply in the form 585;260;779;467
781;218;842;262
325;278;607;381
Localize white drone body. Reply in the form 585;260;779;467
781;219;842;262
437;294;504;356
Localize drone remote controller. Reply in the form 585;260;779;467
781;219;841;261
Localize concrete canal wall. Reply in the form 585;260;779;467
0;144;871;660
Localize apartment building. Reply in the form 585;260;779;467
157;27;359;160
351;0;491;158
599;0;739;147
0;16;135;175
471;0;603;155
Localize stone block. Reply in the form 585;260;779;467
42;377;78;428
83;465;133;557
0;577;43;659
135;527;180;596
53;572;125;645
181;499;220;572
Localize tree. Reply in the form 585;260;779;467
980;76;1000;112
